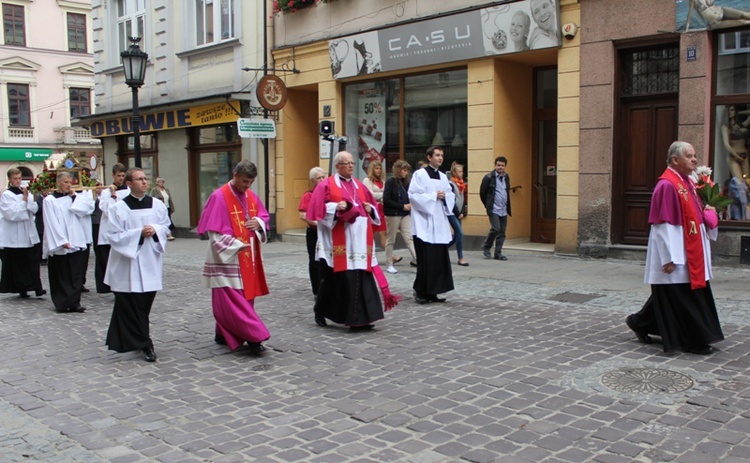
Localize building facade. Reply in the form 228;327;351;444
0;0;98;189
578;0;750;264
272;0;582;254
81;0;268;233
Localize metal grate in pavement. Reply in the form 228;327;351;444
601;368;693;394
547;291;604;304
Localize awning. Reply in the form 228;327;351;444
0;148;53;161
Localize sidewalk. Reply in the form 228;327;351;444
1;238;749;463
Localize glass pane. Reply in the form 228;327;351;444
196;124;237;144
712;104;750;221
537;119;557;220
221;0;233;39
623;47;679;96
716;29;750;96
404;70;467;172
198;151;239;214
344;79;400;179
536;69;557;109
196;0;205;45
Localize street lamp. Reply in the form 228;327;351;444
121;37;148;168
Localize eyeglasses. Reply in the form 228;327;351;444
337;162;355;166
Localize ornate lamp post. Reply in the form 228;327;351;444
120;37;148;168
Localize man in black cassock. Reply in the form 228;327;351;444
95;163;129;293
104;168;170;363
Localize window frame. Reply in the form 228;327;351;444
69;87;91;119
2;2;25;46
195;0;235;47
67;12;87;52
7;83;30;127
116;0;146;62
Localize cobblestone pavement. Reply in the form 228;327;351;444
2;239;750;463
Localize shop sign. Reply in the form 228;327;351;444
328;0;562;79
237;118;277;138
678;1;750;32
257;75;288;111
88;101;241;137
0;147;52;161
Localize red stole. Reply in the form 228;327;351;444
328;176;373;272
221;184;269;299
658;168;706;289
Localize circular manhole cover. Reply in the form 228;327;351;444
601;368;693;393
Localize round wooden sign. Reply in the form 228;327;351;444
257;75;288;111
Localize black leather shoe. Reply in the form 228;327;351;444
248;343;265;355
626;315;653;344
70;305;86;313
409;261;418;267
483;250;491;259
143;347;157;362
349;324;374;331
315;315;327;327
19;292;30;298
35;289;47;297
214;334;227;345
427;295;447;303
415;296;429;304
81;286;90;293
687;345;713;355
494;255;508;261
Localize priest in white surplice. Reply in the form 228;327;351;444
409;146;455;304
95;163;129;293
306;151;384;330
42;171;95;313
104;168;170;363
0;168;46;298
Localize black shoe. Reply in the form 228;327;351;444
483;250;491;259
19;292;30;298
427;295;447;303
214;334;227;345
315;315;327;327
70;305;86;313
35;289;47;297
626;315;652;344
81;286;90;293
248;343;266;355
415;296;429;304
143;347;157;362
349;324;374;331
686;345;713;355
409;261;418;267
55;308;69;314
494;254;508;261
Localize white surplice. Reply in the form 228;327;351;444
644;222;717;285
0;189;39;248
104;197;170;293
408;167;455;244
98;187;130;245
42;190;95;258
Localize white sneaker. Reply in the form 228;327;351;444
386;265;398;274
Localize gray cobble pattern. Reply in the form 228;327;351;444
1;239;750;462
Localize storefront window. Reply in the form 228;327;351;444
188;123;241;219
713;29;750;223
344;69;467;178
197;151;239;211
117;133;157;183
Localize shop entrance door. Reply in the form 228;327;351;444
531;68;557;243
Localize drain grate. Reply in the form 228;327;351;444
548;291;604;304
601;368;693;394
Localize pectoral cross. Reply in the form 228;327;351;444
230;205;245;228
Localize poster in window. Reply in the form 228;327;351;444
678;0;750;32
357;89;386;175
714;103;750;221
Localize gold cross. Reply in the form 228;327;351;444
677;184;689;202
230;205;245;228
248;201;257;218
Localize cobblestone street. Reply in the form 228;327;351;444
2;239;750;463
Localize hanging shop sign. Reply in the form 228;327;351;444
328;0;562;79
88;101;242;137
0;147;53;161
257;75;288;111
237;118;277;138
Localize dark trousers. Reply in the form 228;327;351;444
47;250;86;311
305;226;321;296
95;245;111;293
482;214;508;256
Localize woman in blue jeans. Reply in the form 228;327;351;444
448;162;468;266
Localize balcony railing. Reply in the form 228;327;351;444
8;127;34;138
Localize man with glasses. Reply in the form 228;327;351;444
104;168;171;363
306;151;384;330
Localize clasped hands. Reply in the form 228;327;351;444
336;200;373;214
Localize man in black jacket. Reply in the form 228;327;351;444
479;156;512;260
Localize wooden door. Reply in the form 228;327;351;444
613;98;677;245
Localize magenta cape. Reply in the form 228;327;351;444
197;183;270;235
649;174;704;226
305;175;376;223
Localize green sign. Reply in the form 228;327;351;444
237;118;276;139
0;148;53;161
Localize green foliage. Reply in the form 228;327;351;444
696;182;733;211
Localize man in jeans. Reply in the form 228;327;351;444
479;156;512;260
